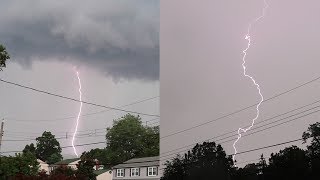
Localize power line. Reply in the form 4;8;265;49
0;141;107;154
146;118;160;122
147;120;160;126
0;137;311;169
162;108;319;161
3;102;317;163
160;75;320;139
218;108;319;145
3;100;317;159
6;117;160;137
6;96;159;122
2;103;319;163
232;138;303;156
159;138;313;171
0;78;160;117
214;105;320;145
2;132;107;142
3;119;159;142
61;141;106;148
160;99;320;156
159;105;320;160
4;97;318;158
158;137;311;170
160;136;308;164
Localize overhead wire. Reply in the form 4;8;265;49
160;75;320;139
6;96;159;122
0;78;160;117
160;98;320;156
159;104;320;160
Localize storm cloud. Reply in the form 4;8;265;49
0;0;159;80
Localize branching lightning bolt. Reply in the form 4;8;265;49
72;69;83;157
232;0;268;163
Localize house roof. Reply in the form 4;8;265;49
54;158;80;165
37;159;46;164
94;169;112;175
113;156;159;169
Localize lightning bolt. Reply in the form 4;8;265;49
72;68;83;157
232;0;268;163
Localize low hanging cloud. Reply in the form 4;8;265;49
0;0;159;81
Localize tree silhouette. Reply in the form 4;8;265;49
264;146;310;180
162;141;234;180
303;122;320;179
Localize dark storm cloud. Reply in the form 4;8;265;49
0;0;159;80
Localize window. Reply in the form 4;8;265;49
147;167;157;176
131;168;139;176
116;169;124;177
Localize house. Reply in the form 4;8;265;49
112;156;160;180
48;158;105;173
94;169;113;180
49;158;80;173
37;159;49;174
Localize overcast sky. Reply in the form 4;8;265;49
161;0;320;167
0;0;159;158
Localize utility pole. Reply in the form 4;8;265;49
0;119;4;155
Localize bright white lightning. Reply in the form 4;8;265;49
232;0;268;163
72;69;83;157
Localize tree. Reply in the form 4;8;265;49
35;131;63;164
265;146;310;180
76;155;97;180
230;154;266;180
162;141;234;180
48;153;64;165
81;148;110;169
23;143;36;155
50;166;77;180
105;114;159;164
0;44;10;71
303;122;320;179
234;163;259;180
0;152;39;179
141;125;159;156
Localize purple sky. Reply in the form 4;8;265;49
161;0;320;167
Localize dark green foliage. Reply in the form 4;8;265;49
105;114;159;165
81;148;110;169
23;143;36;155
50;166;76;178
47;153;64;165
76;155;97;180
0;152;39;179
22;132;63;165
161;141;235;180
0;44;10;71
35;131;63;164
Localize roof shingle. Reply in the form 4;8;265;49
113;156;159;168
